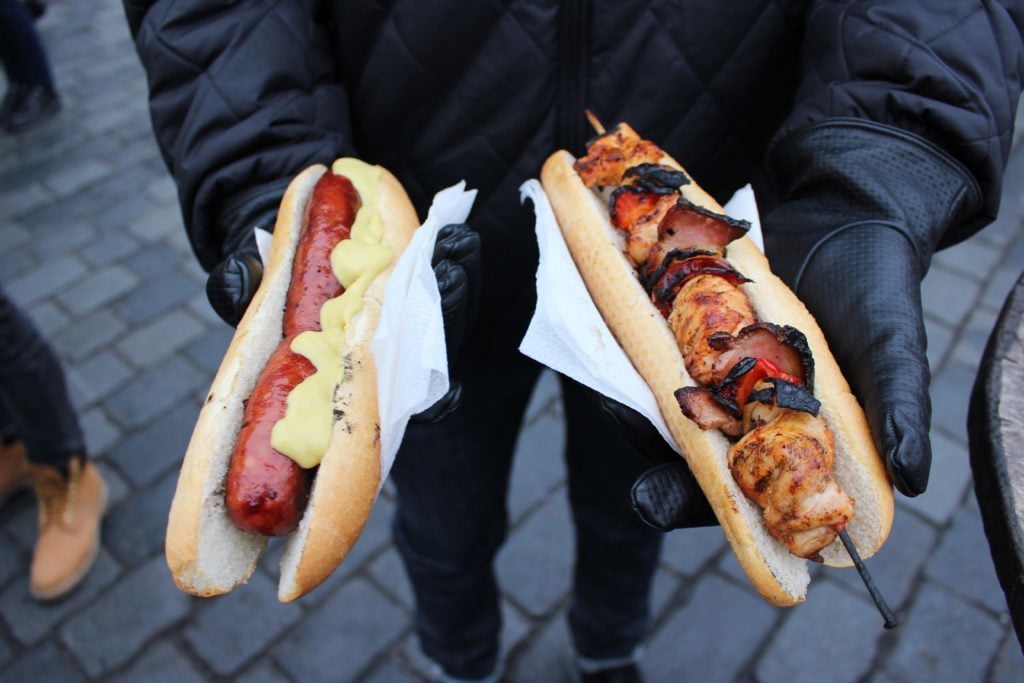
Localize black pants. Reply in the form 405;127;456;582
392;351;662;679
0;0;54;89
0;284;83;469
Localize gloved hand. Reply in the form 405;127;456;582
205;183;482;424
409;222;482;424
625;120;979;531
760;120;978;497
593;393;718;530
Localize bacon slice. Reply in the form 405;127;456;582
674;386;744;437
643;198;750;276
707;322;814;388
610;187;678;266
649;254;751;317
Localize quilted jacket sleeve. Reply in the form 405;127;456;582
769;0;1024;242
123;0;355;270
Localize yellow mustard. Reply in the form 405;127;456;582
270;159;395;468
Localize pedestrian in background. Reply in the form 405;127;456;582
0;285;107;601
0;0;60;133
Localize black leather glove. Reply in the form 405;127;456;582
410;222;482;424
761;120;978;496
593;394;718;530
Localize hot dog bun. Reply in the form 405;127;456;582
166;161;419;602
540;147;893;606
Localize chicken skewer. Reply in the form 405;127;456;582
578;112;897;626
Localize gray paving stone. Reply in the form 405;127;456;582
42;159;112;198
0;245;36;281
106;400;200;487
648;567;681;622
60;555;191;678
1;496;37;550
115;309;206;367
0;549;121;646
79;232;141;267
932;238;1003;282
659;525;727;577
67;349;134;408
496;489;574;617
0;531;27;588
182;325;234;375
51;308;128;362
28;221;97;261
899;431;971;526
925;502;1007;614
951;306;1000;371
4;253;88;307
505;612;571;683
882;582;1003;683
103;469;178;565
930;362;977;444
0;182;50;221
25;299;69;338
524;369;561;423
92;458;130;508
110;640;206;683
128;205;183;243
924;318;955;373
368;549;415;611
123;242;187;279
187;293;228;327
921;265;983;328
55;264;139;315
990;632;1024;683
364;658;421;683
236;660;293;683
831;503;937;611
756;580;884;683
0;641;84;683
80;406;124;458
981;263;1023;311
184;571;303;676
273;578;408;683
644;574;778;683
508;411;566;523
0;637;9;670
103;355;205;429
116;268;203;325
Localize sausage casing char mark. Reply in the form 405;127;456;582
226;171;362;536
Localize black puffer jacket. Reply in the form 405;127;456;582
123;0;1023;355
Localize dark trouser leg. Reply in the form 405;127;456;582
0;285;84;469
0;0;55;89
391;354;541;680
561;376;663;660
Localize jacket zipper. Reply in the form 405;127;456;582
557;0;591;154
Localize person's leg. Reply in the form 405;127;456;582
560;376;663;669
0;284;105;601
391;354;541;681
0;284;84;471
0;0;59;131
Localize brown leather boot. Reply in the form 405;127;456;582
29;456;107;601
0;439;33;507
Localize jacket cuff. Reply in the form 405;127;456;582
215;177;293;264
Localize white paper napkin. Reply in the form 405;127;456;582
372;182;478;483
517;180;761;452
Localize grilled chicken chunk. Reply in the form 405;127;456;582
728;409;855;560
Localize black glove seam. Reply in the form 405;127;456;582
791;220;918;293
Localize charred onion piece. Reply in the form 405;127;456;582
650;255;752;317
622;163;690;193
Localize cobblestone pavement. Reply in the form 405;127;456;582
2;3;1024;682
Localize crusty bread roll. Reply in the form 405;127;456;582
541;148;893;606
166;162;419;602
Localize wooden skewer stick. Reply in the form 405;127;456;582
838;529;898;629
585;109;606;136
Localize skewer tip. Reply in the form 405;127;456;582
585;109;606;136
838;529;898;629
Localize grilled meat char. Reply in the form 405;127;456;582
574;124;855;560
